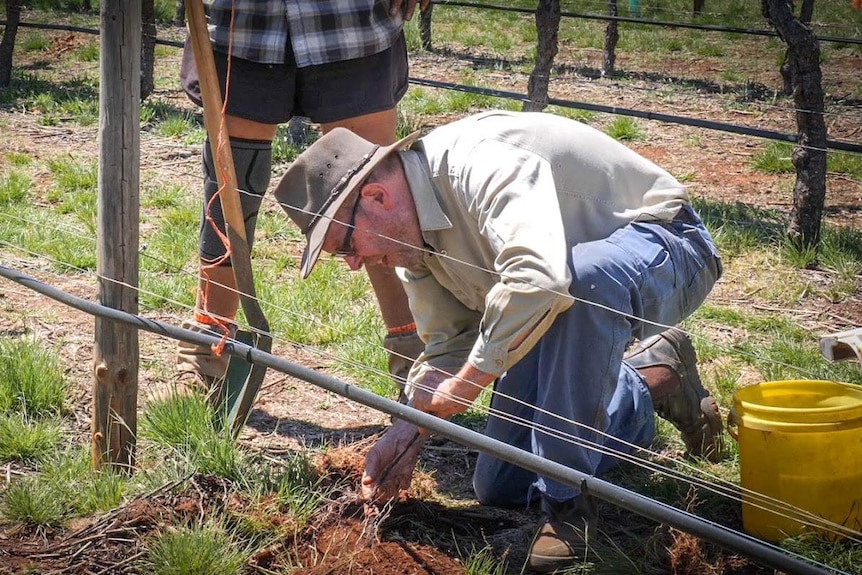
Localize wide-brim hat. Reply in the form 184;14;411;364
273;127;421;278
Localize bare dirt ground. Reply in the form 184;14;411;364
1;20;861;575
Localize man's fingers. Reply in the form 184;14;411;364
364;443;385;479
360;473;378;502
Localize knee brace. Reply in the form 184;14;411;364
199;137;272;265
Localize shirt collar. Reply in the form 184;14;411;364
399;147;451;232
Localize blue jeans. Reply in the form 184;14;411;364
472;206;721;505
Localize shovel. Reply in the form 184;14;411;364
185;0;272;436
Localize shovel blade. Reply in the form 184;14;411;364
216;329;272;436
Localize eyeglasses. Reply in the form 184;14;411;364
333;192;362;257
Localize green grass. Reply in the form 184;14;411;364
1;477;69;528
141;393;249;481
20;32;51;53
1;445;130;526
401;84;517;119
156;114;206;144
0;337;68;417
753;144;862;178
605;116;645;141
40;447;129;516
548;106;597;124
752;141;795;174
142;523;250;575
827;150;862;179
46;156;97;209
462;544;508;575
0;414;63;464
0;171;31;205
73;40;100;63
272;122;310;164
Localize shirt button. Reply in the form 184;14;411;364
495;359;503;367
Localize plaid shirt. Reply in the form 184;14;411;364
208;0;404;67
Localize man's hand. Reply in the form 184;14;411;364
361;420;427;504
361;364;494;504
389;0;431;20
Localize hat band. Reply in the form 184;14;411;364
305;145;380;233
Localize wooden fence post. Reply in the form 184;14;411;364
141;0;156;101
0;0;21;88
93;0;141;473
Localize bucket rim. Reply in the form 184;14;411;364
733;380;862;426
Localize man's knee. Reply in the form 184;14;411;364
473;455;537;507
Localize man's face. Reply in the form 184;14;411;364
324;191;426;271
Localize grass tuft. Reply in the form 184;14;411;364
0;413;63;463
0;337;68;417
140;393;215;450
1;477;68;528
462;544;508;575
143;523;250;575
605;116;644;141
156;114;206;145
0;171;31;205
39;447;130;517
752;142;795;174
779;234;819;269
140;393;246;481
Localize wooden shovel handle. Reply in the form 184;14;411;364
184;0;246;243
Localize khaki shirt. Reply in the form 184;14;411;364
400;111;688;381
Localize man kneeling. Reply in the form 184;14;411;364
275;110;724;573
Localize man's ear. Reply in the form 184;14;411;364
360;182;394;210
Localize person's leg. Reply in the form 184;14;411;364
175;116;277;380
472;352;540;507
475;209;721;505
320;109;419;389
178;47;290;381
525;212;720;573
502;296;657;503
472;299;655;506
538;210;720;499
320;109;415;329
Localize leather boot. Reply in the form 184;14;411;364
527;495;599;573
625;328;723;462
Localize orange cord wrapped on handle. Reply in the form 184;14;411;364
185;0;272;435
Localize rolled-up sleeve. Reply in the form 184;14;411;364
459;141;574;375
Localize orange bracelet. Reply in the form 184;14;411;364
387;322;417;336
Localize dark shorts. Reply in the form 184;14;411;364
180;33;409;125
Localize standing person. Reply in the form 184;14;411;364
176;0;429;397
274;110;724;573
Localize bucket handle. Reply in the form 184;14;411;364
726;406;739;442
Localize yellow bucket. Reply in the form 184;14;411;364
730;380;862;542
